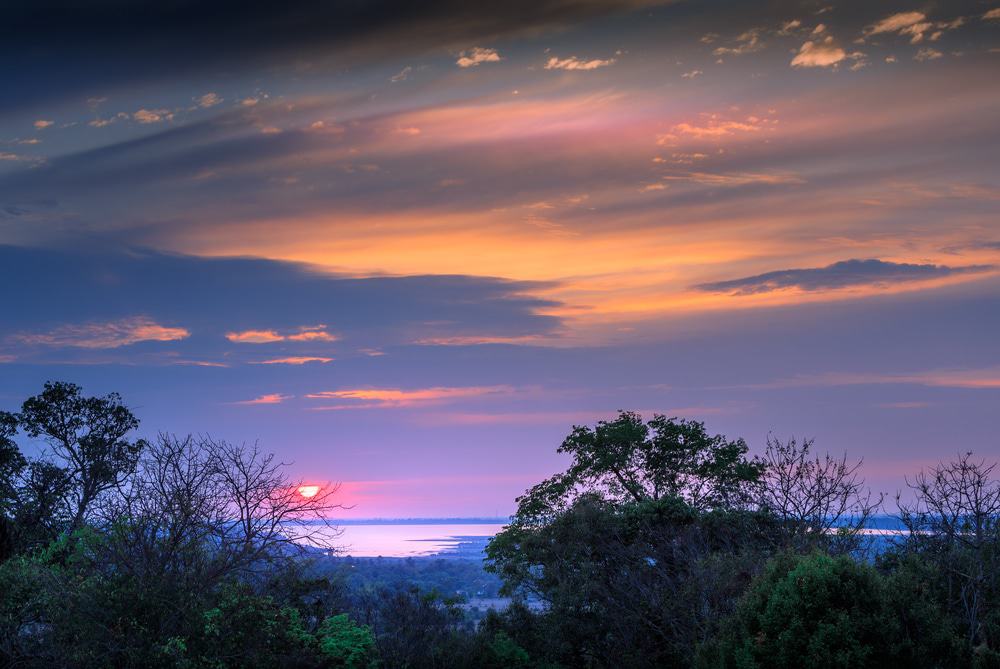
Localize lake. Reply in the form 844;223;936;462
332;520;506;558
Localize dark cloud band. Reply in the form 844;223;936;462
696;259;994;295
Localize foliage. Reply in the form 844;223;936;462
317;614;377;668
17;381;147;532
2;387;1000;669
896;453;1000;651
707;553;895;669
511;411;762;523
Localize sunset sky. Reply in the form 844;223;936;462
2;0;999;517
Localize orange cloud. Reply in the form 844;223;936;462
864;11;927;38
142;73;1000;344
657;114;775;144
226;329;284;343
791;36;847;68
456;47;501;68
305;385;513;408
10;316;189;349
287;329;337;342
226;325;337;343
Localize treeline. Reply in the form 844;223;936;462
1;384;999;668
323;557;503;601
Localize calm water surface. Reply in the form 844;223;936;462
334;523;505;557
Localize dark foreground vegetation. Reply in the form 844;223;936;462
2;382;999;668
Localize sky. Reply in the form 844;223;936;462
1;0;999;518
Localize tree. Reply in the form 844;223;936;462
317;614;377;668
511;411;763;524
0;413;26;559
486;412;773;667
895;453;1000;654
99;433;344;593
354;586;473;669
707;553;896;669
757;436;883;554
15;381;147;533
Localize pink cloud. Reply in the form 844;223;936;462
305;385;514;408
661;171;804;186
744;367;1000;390
233;393;293;405
257;356;333;365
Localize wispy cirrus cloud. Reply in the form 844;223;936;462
862;11;964;45
9;316;189;349
305;385;514;409
864;11;929;41
256;356;333;365
712;29;764;57
697;259;993;295
660;171;804;186
745;368;1000;391
233;393;293;405
412;334;554;346
656;114;776;143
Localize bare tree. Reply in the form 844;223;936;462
897;453;1000;646
757;436;882;553
100;434;343;589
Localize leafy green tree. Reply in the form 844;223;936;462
487;412;774;667
0;413;26;560
511;412;762;522
877;550;970;668
15;381;147;534
317;614;377;668
355;586;473;669
708;553;895;669
196;584;325;668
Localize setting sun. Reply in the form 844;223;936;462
297;485;320;498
